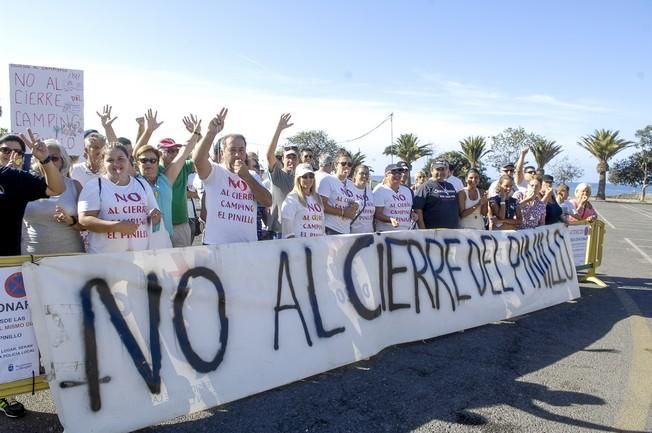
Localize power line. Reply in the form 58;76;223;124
336;113;393;144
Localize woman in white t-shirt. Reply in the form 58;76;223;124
281;163;325;238
349;164;375;234
78;144;161;253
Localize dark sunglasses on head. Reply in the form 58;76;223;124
0;146;24;156
301;173;315;179
138;157;159;164
339;161;353;167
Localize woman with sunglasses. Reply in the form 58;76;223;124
78;144;160;253
349;164;375;233
317;149;358;235
22;139;85;254
281;163;325;238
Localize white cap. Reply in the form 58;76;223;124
294;163;315;178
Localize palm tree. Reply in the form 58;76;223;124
578;129;633;199
383;133;433;185
349;149;367;176
458;136;489;168
530;138;563;170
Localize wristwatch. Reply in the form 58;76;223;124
40;155;52;164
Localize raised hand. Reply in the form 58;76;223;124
144;108;164;133
207;107;228;134
136;117;145;127
19;128;49;162
183;114;201;134
96;105;118;128
277;113;294;131
520;147;529;156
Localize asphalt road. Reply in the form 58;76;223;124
2;200;651;433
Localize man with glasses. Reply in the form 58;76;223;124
0;131;65;417
373;164;417;231
265;113;296;238
318;149;358;235
300;147;315;168
487;162;518;197
414;160;459;229
70;132;106;186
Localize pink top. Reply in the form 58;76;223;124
568;199;598;221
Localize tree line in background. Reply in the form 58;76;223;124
3;121;650;201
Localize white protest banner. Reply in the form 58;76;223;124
22;224;580;433
567;223;590;266
9;64;84;155
0;267;39;384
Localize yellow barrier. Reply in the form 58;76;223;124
571;219;607;288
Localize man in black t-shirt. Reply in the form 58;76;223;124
414;160;460;229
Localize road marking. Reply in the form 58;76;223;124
620;204;652;220
596;212;616;229
624;238;652;265
613;289;652;431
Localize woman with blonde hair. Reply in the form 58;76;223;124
23;139;85;254
281;163;325;238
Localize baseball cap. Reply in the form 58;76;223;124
84;129;98;138
158;138;181;149
396;161;409;170
431;160;448;169
294;163;315;178
384;163;399;173
501;162;515;170
543;174;554;183
284;148;298;157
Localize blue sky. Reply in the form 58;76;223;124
1;0;650;180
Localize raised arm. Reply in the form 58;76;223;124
164;115;202;185
133;108;164;156
192;108;227;180
514;147;528;186
266;113;294;170
20;129;65;196
96;105;118;144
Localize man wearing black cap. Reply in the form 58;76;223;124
373;163;417;231
266;113;296;238
414;160;459;229
487;162;518;197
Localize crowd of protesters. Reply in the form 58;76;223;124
0;107;599;418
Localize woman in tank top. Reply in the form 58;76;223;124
457;168;488;230
22;139;85;254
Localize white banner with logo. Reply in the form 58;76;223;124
9;63;84;155
22;224;580;433
0;267;39;384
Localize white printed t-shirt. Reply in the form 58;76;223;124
280;193;325;238
202;162;260;245
373;183;413;232
78;177;159;253
317;175;355;234
348;184;375;234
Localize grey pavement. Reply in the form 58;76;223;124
2;200;651;433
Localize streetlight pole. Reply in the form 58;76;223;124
390;112;394;163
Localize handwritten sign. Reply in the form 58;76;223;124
0;267;39;385
9;64;84;155
22;224;580;433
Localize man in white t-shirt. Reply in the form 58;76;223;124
314;153;334;191
317;149;359;235
70;132;106;186
444;160;465;192
192;108;272;245
373;164;417;231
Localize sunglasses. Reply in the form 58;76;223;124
390;170;404;175
502;169;514;173
338;161;353;167
50;156;62;162
284;146;299;151
0;146;25;156
303;154;314;159
138;157;159;164
301;173;315;179
162;147;180;154
525;170;536;174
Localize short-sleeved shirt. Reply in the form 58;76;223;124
489;195;518;220
544;196;563;225
0;166;48;256
138;173;173;235
202;162;260;245
269;163;294;233
446;175;465;192
318;175;355;234
349;184;375;234
164;160;194;225
373;184;414;232
280;193;325;238
70;162;100;186
413;180;459;229
78;177;159;254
